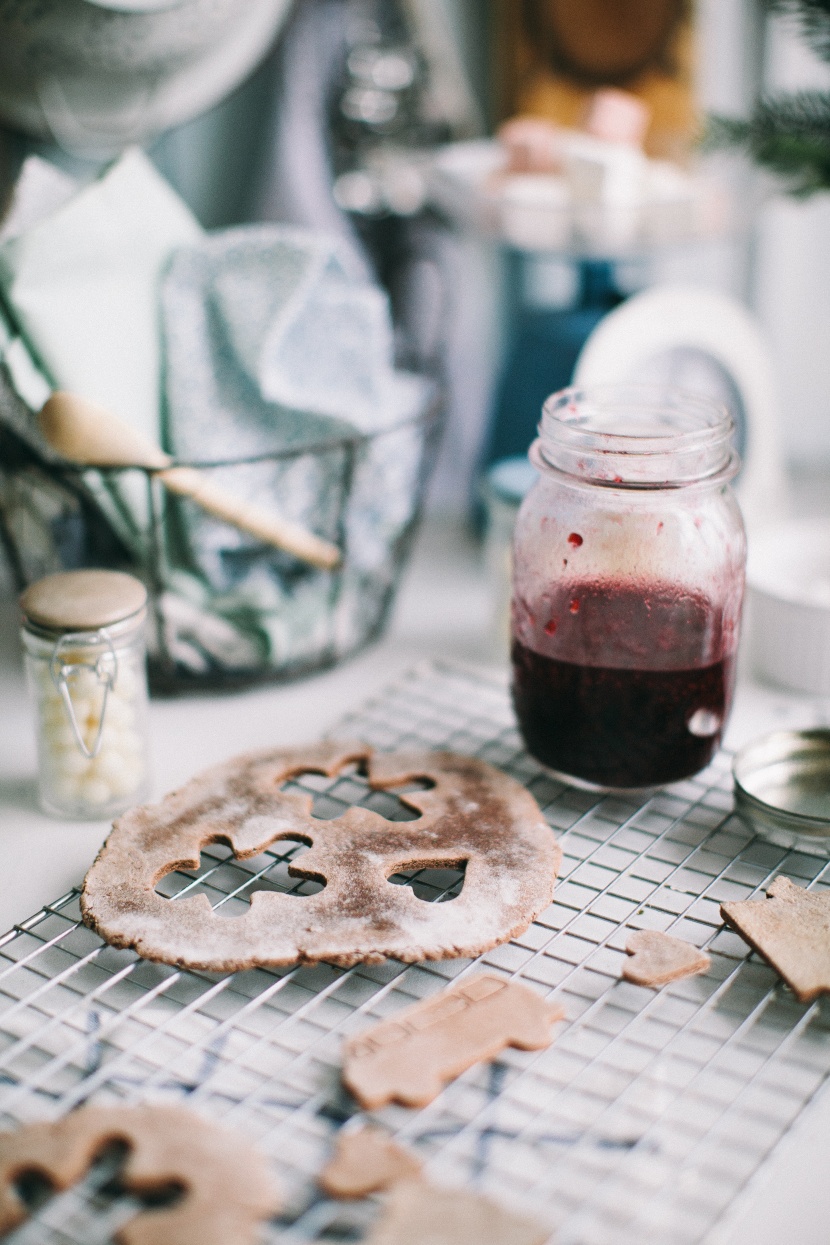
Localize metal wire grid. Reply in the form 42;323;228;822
0;660;829;1245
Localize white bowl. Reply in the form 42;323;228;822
748;518;830;694
0;0;293;152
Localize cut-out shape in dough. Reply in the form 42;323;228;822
623;929;711;987
319;1126;422;1198
0;1104;278;1245
81;743;561;972
366;1180;549;1245
343;973;565;1110
721;876;830;1003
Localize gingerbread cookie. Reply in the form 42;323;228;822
343;973;565;1110
721;876;830;1003
0;1104;278;1244
623;930;711;987
81;743;560;972
366;1180;549;1245
319;1126;421;1198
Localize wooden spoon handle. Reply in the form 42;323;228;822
38;392;341;570
159;467;341;571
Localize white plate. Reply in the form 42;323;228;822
573;283;786;531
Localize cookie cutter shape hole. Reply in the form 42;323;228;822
293;761;434;823
388;859;467;903
69;1137;186;1209
154;835;326;917
12;1136;186;1238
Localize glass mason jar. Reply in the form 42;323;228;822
511;386;747;789
20;570;151;819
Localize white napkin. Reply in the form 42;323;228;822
0;155;78;245
0;146;202;445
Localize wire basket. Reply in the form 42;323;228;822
0;390;442;692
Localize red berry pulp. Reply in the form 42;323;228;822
511;582;737;788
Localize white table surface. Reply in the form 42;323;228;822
1;515;829;1244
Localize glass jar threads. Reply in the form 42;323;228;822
511;386;747;789
20;570;150;819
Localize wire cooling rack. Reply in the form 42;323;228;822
1;660;829;1245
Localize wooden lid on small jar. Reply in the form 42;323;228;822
20;570;147;632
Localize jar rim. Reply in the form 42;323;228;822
537;384;739;487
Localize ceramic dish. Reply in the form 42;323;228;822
747;518;830;694
733;728;830;854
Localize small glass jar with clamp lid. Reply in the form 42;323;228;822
20;570;150;819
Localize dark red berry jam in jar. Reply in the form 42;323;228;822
511;386;746;789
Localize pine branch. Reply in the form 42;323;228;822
764;0;830;64
707;91;830;194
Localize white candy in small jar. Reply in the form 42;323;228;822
20;570;150;819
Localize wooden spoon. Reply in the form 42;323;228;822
39;392;341;571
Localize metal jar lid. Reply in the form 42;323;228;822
733;728;830;854
20;570;147;636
